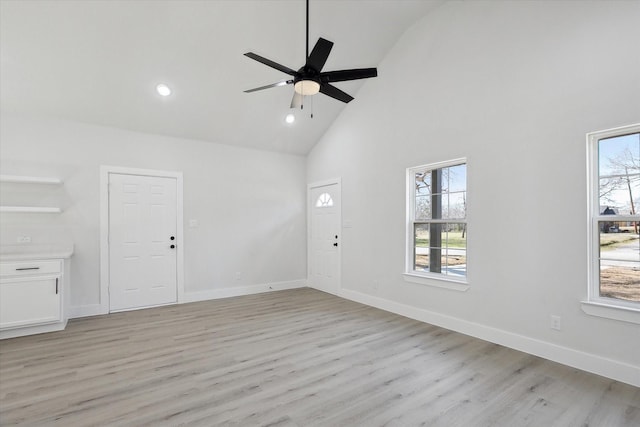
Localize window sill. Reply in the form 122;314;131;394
402;273;469;291
581;301;640;324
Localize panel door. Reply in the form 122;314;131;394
109;174;177;311
309;183;341;294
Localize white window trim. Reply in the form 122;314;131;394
405;158;469;290
584;124;640;324
402;272;469;291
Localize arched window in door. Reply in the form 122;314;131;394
315;192;334;208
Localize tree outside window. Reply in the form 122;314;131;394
591;126;640;306
408;160;467;281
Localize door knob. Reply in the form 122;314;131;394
333;243;338;247
170;244;175;249
170;236;175;240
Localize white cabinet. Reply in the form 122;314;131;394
1;277;60;328
0;259;68;338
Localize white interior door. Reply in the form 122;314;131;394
309;182;341;294
109;173;177;311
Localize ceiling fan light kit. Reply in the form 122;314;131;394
243;0;377;114
294;80;320;96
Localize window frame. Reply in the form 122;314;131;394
404;158;469;290
585;124;640;324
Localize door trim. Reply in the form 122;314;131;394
100;166;184;314
307;178;342;294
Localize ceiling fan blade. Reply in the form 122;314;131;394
319;83;354;103
290;92;303;109
306;38;333;72
244;80;293;93
320;68;378;83
244;52;297;76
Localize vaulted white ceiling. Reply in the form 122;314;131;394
0;0;443;155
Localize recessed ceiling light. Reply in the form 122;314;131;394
156;83;172;97
285;113;295;124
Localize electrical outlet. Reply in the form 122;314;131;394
550;315;562;331
16;236;32;243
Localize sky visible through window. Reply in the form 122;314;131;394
415;164;467;220
598;133;640;213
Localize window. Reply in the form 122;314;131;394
315;192;334;207
405;159;467;288
586;124;640;322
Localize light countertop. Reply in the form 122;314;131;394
0;244;74;261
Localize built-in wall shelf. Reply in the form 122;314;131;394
0;206;62;214
0;176;63;213
0;175;62;185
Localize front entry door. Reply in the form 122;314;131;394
309;181;341;294
108;173;177;311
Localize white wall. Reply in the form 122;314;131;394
307;1;640;384
1;113;307;313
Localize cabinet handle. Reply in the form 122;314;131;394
16;267;40;271
55;278;59;294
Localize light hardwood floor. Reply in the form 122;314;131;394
0;288;638;426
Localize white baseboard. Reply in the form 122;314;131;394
335;287;640;388
68;280;307;319
183;279;307;303
1;320;67;339
68;303;106;319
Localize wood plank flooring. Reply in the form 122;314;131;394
0;288;638;426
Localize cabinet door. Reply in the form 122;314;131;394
0;277;61;329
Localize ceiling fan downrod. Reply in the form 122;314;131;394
306;0;309;62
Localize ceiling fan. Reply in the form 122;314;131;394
243;0;378;109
